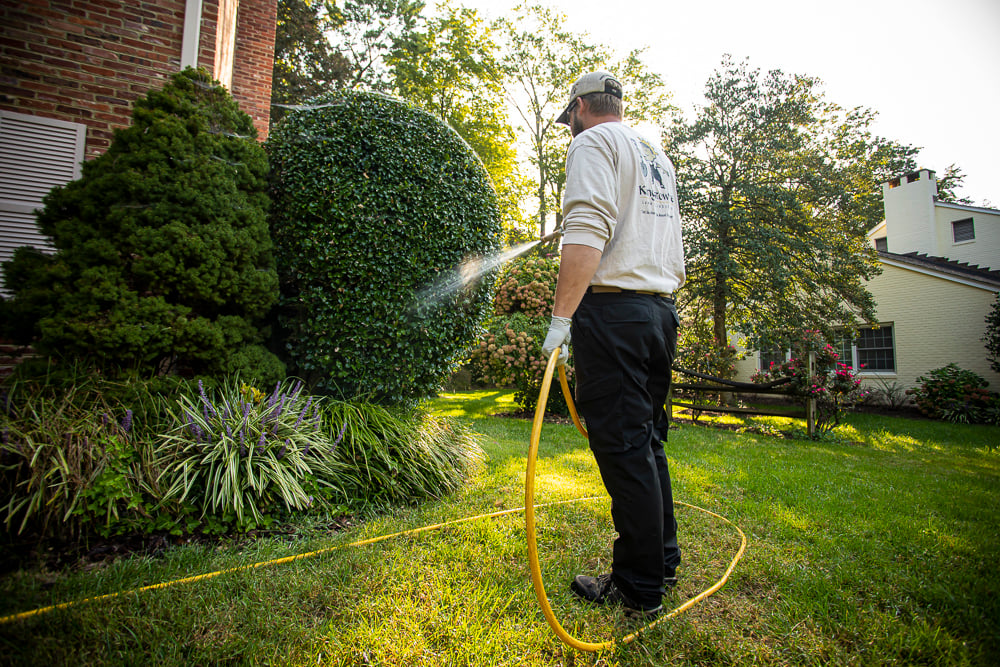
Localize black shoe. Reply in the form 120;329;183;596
571;573;663;619
664;575;678;590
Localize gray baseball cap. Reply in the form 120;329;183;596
556;71;623;125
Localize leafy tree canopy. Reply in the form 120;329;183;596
389;1;531;240
271;0;353;123
668;56;918;351
494;3;672;237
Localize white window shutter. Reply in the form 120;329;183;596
0;110;86;293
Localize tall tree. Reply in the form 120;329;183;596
271;0;351;123
495;4;672;238
389;1;529;237
271;0;424;123
668;56;918;351
494;4;605;238
935;163;975;205
327;0;425;90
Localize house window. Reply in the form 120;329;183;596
856;324;895;372
952;218;975;243
874;237;888;252
834;332;854;369
759;347;787;372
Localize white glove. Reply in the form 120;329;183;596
541;315;572;366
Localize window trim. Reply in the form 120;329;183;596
951;217;975;244
853;323;897;375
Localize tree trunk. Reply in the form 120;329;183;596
537;154;548;238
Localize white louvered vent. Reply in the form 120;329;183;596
0;110;86;292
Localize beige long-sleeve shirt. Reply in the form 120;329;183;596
561;121;686;294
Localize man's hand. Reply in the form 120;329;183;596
542;315;572;366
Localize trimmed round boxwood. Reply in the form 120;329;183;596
268;91;503;404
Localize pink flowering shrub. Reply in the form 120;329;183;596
753;330;868;435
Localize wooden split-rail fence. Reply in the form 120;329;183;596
669;352;818;437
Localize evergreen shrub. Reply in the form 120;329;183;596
268;91;502;404
0;68;282;383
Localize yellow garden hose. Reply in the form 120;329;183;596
0;497;590;626
526;348;747;652
2;352;746;657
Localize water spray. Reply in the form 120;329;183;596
414;229;563;307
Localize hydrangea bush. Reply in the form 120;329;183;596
470;255;574;414
906;364;1000;425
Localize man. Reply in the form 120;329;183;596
542;71;686;618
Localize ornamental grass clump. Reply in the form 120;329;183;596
324;401;484;506
0;374;169;540
157;378;350;529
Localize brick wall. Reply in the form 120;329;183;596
230;0;276;139
0;0;276;156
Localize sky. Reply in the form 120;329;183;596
456;0;1000;206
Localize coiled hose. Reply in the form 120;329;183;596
525;348;747;652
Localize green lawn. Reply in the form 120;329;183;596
1;390;998;665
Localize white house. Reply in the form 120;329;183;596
734;169;1000;392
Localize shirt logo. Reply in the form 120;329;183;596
632;137;675;217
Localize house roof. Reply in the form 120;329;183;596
879;251;1000;289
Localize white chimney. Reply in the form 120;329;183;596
881;169;937;255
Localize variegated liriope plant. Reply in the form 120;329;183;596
157;378;349;529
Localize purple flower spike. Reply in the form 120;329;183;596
268;382;281;410
331;420;348;451
294;397;313;429
198;380;218;418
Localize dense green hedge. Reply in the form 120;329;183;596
0;68;282;382
268;91;503;404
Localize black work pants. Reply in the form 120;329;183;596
572;290;681;608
